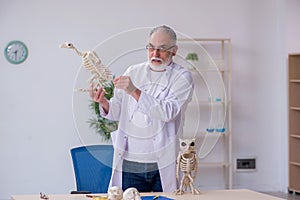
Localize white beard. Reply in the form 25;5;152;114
148;56;172;71
149;62;167;71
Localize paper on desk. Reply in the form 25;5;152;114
141;196;174;200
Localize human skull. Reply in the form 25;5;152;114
108;186;123;200
123;187;141;200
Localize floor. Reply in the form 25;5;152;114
264;192;300;200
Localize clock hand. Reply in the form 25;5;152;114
14;50;18;60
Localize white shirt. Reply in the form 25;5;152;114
101;61;194;192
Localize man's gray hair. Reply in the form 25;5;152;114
149;25;177;45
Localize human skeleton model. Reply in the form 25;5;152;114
175;138;200;195
59;42;113;92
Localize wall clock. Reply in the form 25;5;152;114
4;40;28;64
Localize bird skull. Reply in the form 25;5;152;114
59;42;74;49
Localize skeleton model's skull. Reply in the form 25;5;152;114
108;186;123;200
123;187;141;200
179;138;196;154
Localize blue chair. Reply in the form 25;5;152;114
70;145;114;194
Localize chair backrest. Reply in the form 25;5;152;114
70;145;114;193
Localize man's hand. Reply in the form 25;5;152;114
113;76;137;95
89;84;109;113
113;76;141;100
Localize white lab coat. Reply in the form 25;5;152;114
101;61;194;192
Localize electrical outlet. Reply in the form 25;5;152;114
236;158;256;172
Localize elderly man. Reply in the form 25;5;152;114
90;25;194;192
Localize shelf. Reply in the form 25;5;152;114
289;164;300;191
290;80;300;83
178;38;231;42
290;135;300;139
288;54;300;80
288;53;300;191
289;53;300;56
190;100;231;105
198;131;230;136
290;137;300;163
184;131;230;137
179;38;232;189
189;67;230;72
290;107;300;111
187;59;228;71
289;82;300;107
290;162;300;167
289;110;300;134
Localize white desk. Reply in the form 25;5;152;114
11;189;285;200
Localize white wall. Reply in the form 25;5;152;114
285;0;300;53
0;0;299;199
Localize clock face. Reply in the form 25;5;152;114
4;40;28;64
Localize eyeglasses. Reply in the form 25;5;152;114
146;44;175;53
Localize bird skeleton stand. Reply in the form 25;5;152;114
175;138;200;195
59;42;113;92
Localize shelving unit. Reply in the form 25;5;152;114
288;54;300;194
176;38;232;189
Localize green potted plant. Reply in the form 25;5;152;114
87;81;118;141
185;52;199;69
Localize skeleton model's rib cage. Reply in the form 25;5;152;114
60;42;113;92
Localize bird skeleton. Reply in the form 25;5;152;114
60;42;113;92
175;138;200;195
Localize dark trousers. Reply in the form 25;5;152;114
122;159;163;192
